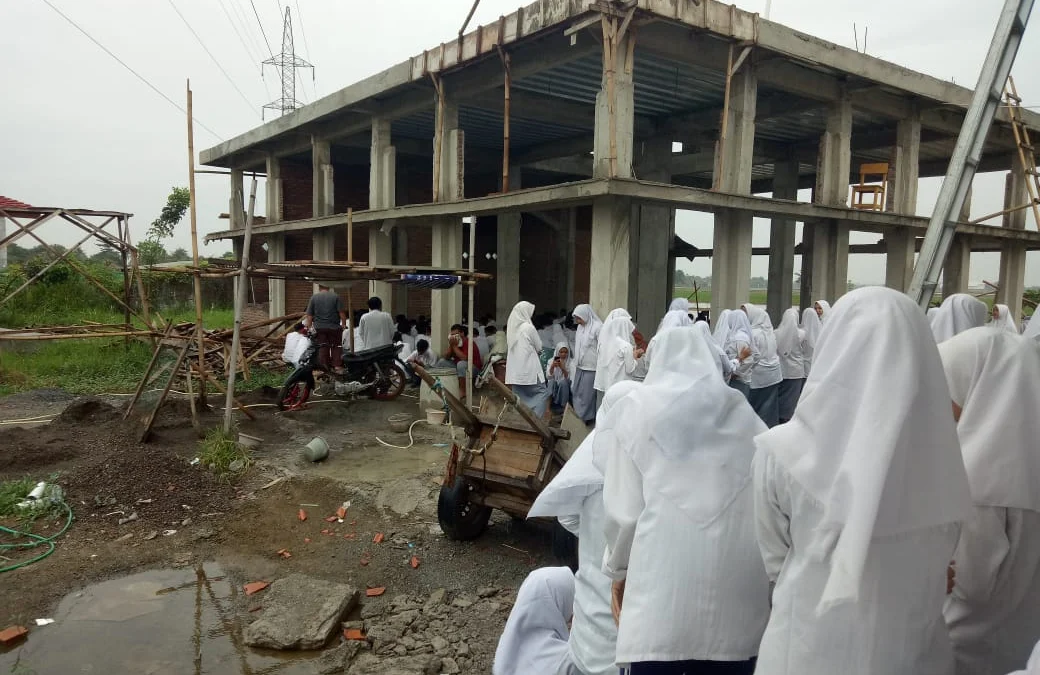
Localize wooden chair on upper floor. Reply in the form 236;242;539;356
850;162;890;211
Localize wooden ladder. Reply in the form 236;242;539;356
1005;75;1040;229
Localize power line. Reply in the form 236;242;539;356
39;0;223;140
230;0;267;60
217;0;261;71
293;0;316;100
165;0;260;119
249;0;275;56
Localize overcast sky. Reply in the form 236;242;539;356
3;0;1039;286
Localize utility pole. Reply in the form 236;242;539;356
262;8;314;119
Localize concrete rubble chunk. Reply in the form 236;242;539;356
316;640;366;674
347;654;441;675
243;574;359;650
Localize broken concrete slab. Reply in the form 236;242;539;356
347;654;442;675
244;574;359;650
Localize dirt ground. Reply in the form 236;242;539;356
0;385;565;673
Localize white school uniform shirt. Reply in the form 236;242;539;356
742;303;783;389
282;332;310;366
505;302;545;385
594;309;646;392
493;567;578;675
723;310;754;383
598;329;770;665
774;307;806;380
752;287;972;675
939;329;1040;675
572;304;602;372
405;349;436;368
358;309;395;348
546;343;571;383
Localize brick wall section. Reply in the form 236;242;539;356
573;205;592;305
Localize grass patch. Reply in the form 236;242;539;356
0;339;154;396
0;477;37;517
198;427;251;478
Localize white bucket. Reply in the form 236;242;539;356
419;367;460;412
426;408;447;425
304;436;330;462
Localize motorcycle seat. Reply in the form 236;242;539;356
342;343;398;364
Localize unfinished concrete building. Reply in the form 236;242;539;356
203;0;1040;350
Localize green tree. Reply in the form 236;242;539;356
138;240;168;267
168;247;189;261
147;187;190;241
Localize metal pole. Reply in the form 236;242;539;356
224;177;258;432
187;80;207;404
908;0;1034;307
466;216;475;405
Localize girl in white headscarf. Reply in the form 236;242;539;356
800;307;822;374
813;299;831;322
529;381;641;675
668;297;690;314
938;328;1040;675
741;303;783;428
657;309;693;333
571;304;602;424
774;307;806;424
723;310;755;397
546;342;572;414
505;301;549;417
493;566;578;675
598;328;770;674
930;293;989;343
594;309;647;401
713;309;732;345
751;286;973;675
990;303;1020;333
693;322;735;380
1023;311;1040;341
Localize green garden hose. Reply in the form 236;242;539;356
0;501;74;573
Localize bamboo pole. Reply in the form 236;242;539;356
119;217;132;343
499;49;512;192
431;74;445;202
223;176;258;432
187;80;207;405
124;322;174;420
715;43;735;192
601;17;618;178
1006;77;1040;230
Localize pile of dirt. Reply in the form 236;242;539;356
53;396;123;425
0;426;82;472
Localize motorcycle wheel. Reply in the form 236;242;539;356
277;370;312;411
437;479;492;541
371;362;407;401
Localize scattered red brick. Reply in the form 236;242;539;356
0;626;28;644
297;509;307;522
344;533;356;540
360;552;372;566
343;628;366;641
304;537;312;544
276;549;292;559
372;533;385;544
336;505;348;519
243;581;270;596
410;556;420;569
324;515;338;523
365;587;386;597
321;529;330;535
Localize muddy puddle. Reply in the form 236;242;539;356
1;564;321;674
310;442;449;484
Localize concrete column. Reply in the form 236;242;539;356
392;228;409;314
807;92;852;303
312;138;333;218
632;137;673;332
430;101;463;351
267;234;286;318
563;208;577;311
265;155;284;318
884;109;921;291
496;170;521;325
943;185;973;297
229;168;244;229
590;196;633;317
311;229;335;294
710;64;757;320
593;28;634;179
767;158;799;324
998;168;1028;320
369;118;397;309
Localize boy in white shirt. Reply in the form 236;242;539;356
282;323;311;367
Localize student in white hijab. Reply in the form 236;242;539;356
693;322;735;380
990;303;1020;334
493;566;578;675
930;293;989;343
546;342;573;414
813;299;831;321
657;309;693;332
668;297;689;314
528;381;642;675
712;309;732;346
571;304;603;424
505;301;549;417
741;303;783;428
799;307;822;374
774;307;806;424
599;328;770;675
1008;641;1040;675
938;328;1040;675
722;310;755;396
593;309;647;401
751;286;973;675
1023;312;1040;341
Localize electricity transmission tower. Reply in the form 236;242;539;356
261;7;313;119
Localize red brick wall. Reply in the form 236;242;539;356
573;205;592;305
281;159;312;222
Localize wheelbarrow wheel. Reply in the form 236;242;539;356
438;479;492;541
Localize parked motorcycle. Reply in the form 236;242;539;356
277;340;407;410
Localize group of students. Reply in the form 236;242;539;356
492;285;1040;675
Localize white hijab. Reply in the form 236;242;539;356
801;307;822;350
657;309;693;333
571;304;602;367
693;321;734;377
939;328;1040;512
507;301;539;352
528;380;642;519
754;286;972;613
930;293;989;343
991;303;1020;333
742;303;779;361
814;299;832;321
774;307;802;359
595;327;766;525
595;309;635;381
713;309;732;345
668;297;689;313
1023;312;1040;341
493;566;575;675
723;310;753;354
